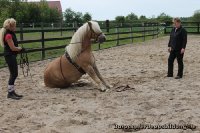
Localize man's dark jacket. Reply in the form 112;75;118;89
168;26;187;51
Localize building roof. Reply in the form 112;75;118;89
29;1;62;14
47;1;62;13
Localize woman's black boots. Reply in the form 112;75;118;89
7;85;23;100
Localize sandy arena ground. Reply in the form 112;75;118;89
0;35;200;133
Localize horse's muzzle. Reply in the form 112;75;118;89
98;34;106;44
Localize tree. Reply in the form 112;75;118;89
0;1;9;24
38;0;62;23
64;8;84;24
192;10;200;22
49;8;61;23
39;0;51;22
28;3;42;23
0;0;62;24
139;15;147;21
64;8;76;23
8;0;21;19
0;9;9;25
74;12;83;24
83;12;92;22
15;2;29;23
0;0;10;9
157;12;172;22
115;16;125;23
125;13;138;22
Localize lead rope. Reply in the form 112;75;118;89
19;45;40;89
19;46;30;77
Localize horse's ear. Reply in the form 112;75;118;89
88;21;92;28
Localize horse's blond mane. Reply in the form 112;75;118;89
65;21;102;61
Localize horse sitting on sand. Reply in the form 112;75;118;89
44;21;111;91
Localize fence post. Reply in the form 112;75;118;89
164;22;167;34
157;23;159;38
98;43;101;50
116;27;119;46
143;23;145;41
130;27;133;43
20;23;24;41
152;24;154;39
32;23;35;29
41;22;45;60
106;20;110;33
198;23;200;34
73;21;78;32
60;22;63;36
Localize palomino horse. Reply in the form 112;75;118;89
44;21;111;91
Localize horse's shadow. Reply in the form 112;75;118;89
72;82;89;87
59;80;94;90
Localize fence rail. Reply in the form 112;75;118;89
164;22;200;34
0;23;159;67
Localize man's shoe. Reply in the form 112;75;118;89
13;91;23;98
7;92;22;100
166;75;173;77
175;76;182;79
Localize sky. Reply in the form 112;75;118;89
30;0;200;20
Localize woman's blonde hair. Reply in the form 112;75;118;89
0;18;16;47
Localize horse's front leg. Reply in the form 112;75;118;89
93;63;112;89
83;65;109;92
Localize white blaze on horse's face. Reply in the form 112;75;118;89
88;21;106;44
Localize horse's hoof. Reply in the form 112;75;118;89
105;88;110;92
99;84;109;92
107;85;113;89
100;88;109;92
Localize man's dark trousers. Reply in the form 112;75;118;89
168;49;184;77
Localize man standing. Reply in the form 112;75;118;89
167;17;187;79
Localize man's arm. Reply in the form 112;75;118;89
168;29;173;52
182;29;187;49
168;29;173;47
180;29;187;54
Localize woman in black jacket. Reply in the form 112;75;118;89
0;18;24;100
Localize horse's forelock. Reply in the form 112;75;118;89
66;21;102;61
89;21;102;34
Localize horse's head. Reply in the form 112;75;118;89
88;21;106;44
66;21;106;61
